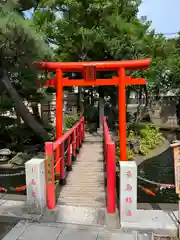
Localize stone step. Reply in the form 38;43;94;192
60;186;105;190
72;164;104;166
65;181;105;185
67;171;105;174
67;173;105;176
69;168;104;171
60;191;105;194
59;194;106;198
75;165;103;168
75;159;103;162
66;182;105;185
58;196;106;202
66;181;106;185
57;201;106;207
58;201;106;205
66;178;105;182
59;194;106;202
59;196;106;200
64;186;105;190
71;168;104;171
70;170;104;172
65;179;105;183
60;191;106;195
63;186;105;190
57;200;106;207
67;175;105;178
67;175;105;179
71;164;104;166
60;184;106;189
76;159;104;161
71;165;104;168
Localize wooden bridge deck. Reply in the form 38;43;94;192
57;134;107;207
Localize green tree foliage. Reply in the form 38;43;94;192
33;0;149;62
32;0;154;111
0;0;53;143
32;0;180;99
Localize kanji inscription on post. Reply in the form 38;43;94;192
126;210;132;217
126;183;132;192
31;167;38;210
172;146;180;194
46;155;52;183
124;169;133;217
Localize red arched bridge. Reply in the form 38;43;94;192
45;116;116;213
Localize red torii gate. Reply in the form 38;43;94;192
35;59;150;174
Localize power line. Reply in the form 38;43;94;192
155;32;179;36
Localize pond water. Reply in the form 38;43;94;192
1;129;179;204
0;169;26;195
138;130;180;203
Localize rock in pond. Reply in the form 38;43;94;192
8;152;32;166
128;139;140;154
0;149;11;156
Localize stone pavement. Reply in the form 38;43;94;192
2;220;152;240
0;216;19;239
0;200;178;239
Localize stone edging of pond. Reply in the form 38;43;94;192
135;139;170;166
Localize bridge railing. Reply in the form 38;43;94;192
102;116;116;214
45;116;85;209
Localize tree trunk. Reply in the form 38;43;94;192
31;102;41;122
14;106;21;126
135;86;142;123
135;85;149;123
1;74;50;141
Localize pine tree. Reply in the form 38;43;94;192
0;0;53;141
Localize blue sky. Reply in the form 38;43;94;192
24;0;180;37
138;0;180;37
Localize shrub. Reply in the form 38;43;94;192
64;114;79;130
115;123;164;161
139;124;164;155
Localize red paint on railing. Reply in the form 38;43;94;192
45;142;55;209
103;116;116;214
45;116;85;209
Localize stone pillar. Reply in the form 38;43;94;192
119;161;137;225
25;158;46;215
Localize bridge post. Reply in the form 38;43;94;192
25;158;46;214
72;130;76;161
119;161;137;225
60;142;66;185
45;142;56;209
67;136;72;171
79;123;82;147
107;142;116;213
76;127;80;153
